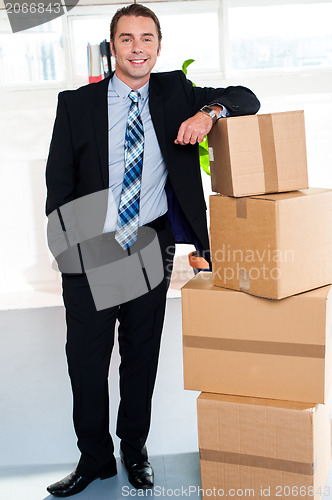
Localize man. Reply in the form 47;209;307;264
45;3;260;497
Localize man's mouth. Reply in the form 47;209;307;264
129;59;147;65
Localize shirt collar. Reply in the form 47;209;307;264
110;73;149;102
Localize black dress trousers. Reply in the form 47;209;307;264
61;215;176;477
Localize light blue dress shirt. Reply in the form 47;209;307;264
103;74;168;233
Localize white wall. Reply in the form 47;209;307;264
0;89;61;296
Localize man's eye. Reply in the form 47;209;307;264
143;38;152;42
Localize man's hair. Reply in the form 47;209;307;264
110;3;162;46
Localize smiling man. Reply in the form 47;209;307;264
45;3;260;497
111;14;161;88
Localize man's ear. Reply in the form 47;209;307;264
110;40;116;57
157;42;161;57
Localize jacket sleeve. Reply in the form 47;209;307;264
45;92;83;271
177;70;260;117
45;91;77;217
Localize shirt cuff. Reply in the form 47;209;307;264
209;103;230;119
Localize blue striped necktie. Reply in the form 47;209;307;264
115;90;144;250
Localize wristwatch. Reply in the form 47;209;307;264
199;105;218;124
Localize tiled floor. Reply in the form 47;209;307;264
0;453;202;500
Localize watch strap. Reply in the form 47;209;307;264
200;105;218;124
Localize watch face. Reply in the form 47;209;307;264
201;106;217;122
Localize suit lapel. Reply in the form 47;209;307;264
149;74;169;167
93;74;112;188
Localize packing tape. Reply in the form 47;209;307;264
236;198;247;218
239;268;250;291
258;114;279;193
199;449;316;475
183;335;325;358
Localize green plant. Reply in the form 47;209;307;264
181;59;210;176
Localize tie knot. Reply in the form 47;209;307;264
129;90;140;103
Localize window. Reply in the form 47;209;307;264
0;16;65;85
152;2;220;74
227;1;332;74
1;0;331;88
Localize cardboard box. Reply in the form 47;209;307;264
182;272;332;403
208;110;308;197
197;392;331;500
210;188;332;299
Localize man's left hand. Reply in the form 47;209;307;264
174;111;213;146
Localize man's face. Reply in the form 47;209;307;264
111;15;161;89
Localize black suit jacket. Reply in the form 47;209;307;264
45;70;260;266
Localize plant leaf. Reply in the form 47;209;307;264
199;136;209;154
182;59;195;76
200;153;211;176
181;58;210;176
199;136;211;176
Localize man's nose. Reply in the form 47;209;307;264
132;39;143;52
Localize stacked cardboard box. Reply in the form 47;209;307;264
182;272;332;403
209;189;332;299
208;110;308;198
181;111;332;498
197;392;331;500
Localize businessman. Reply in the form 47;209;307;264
45;3;260;497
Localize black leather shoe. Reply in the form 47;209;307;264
46;462;117;497
120;450;154;489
